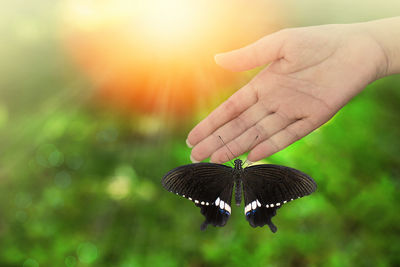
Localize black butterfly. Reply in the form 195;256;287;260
162;159;316;233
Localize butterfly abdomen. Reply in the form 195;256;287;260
234;177;242;206
233;159;243;206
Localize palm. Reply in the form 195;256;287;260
187;24;384;163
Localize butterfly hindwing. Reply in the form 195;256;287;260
162;163;234;230
242;164;317;232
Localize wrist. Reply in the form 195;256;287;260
360;17;400;79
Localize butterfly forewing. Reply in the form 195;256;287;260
162;163;235;230
243;164;316;205
242;164;316;232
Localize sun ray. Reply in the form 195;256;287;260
62;0;284;117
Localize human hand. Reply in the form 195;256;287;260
187;23;389;163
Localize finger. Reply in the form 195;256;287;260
187;84;257;148
210;112;295;163
247;118;315;162
190;102;272;161
215;30;286;72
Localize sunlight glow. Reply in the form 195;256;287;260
63;0;283;116
135;0;200;46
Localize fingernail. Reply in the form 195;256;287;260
214;53;226;64
190;155;200;163
186;139;193;148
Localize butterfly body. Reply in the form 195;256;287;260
162;159;316;233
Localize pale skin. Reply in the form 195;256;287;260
187;17;400;163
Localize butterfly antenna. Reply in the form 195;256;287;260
218;136;236;160
218;135;236;164
224;153;234;167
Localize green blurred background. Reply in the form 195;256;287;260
1;1;400;266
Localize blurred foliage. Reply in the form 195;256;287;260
2;1;400;267
2;67;400;266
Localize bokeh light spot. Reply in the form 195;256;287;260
23;258;39;267
96;127;118;143
15;210;28;223
77;242;98;264
54;171;72;189
36;144;63;168
43;115;68;140
115;164;137;182
64;255;77;267
66;154;84;170
48;150;64;167
107;175;131;200
135;116;163;137
43;188;64;207
134;180;156;201
14;193;32;209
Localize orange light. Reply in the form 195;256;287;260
62;0;284;117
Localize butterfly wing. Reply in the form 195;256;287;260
162;163;234;230
242;164;317;232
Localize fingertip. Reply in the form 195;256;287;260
210;152;231;164
214;53;229;67
247;150;266;163
186;138;193;148
214;52;244;72
214;53;221;63
216;50;246;70
190;155;200;163
244;158;254;166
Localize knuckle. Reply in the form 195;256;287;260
224;98;240;117
253;123;267;138
260;100;278;113
267;138;280;153
191;146;209;160
275;110;292;122
232;115;248;133
285;127;301;141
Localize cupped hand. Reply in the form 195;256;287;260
187;23;387;163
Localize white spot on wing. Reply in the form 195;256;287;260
219;200;225;209
276;203;280;206
194;200;199;204
283;200;287;204
270;204;274;207
245;204;251;214
256;199;261;207
201;201;205;205
266;204;269;208
215;197;220;206
251;201;256;210
188;197;192;201
206;202;209;206
225;204;231;213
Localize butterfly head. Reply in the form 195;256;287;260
234;159;243;170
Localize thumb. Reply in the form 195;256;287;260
215;30;285;72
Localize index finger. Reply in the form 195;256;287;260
187;83;257;147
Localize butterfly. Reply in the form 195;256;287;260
162;158;317;233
